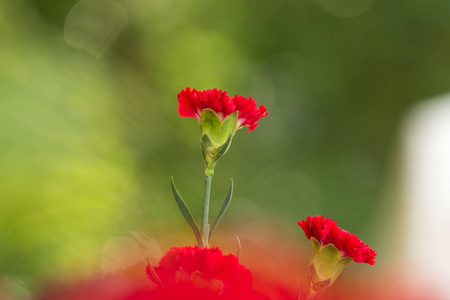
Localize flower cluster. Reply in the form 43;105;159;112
298;215;376;265
35;88;381;300
178;87;268;133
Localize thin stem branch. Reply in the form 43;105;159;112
201;175;213;247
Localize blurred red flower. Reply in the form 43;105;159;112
298;215;377;265
146;246;264;299
177;87;268;132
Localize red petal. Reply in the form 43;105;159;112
177;88;268;132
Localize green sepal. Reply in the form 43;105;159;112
201;109;222;141
201;109;238;145
308;237;353;294
171;177;204;247
200;110;238;176
208;179;233;243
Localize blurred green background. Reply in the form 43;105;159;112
1;0;450;295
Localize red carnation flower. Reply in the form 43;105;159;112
177;87;268;133
298;215;376;265
147;246;255;299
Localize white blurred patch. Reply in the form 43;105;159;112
312;0;376;18
101;231;162;274
402;94;450;299
64;0;128;58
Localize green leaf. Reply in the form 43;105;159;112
171;177;204;247
208;179;233;243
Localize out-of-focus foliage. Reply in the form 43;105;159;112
1;0;450;292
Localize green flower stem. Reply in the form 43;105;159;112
201;175;213;247
205;162;215;176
